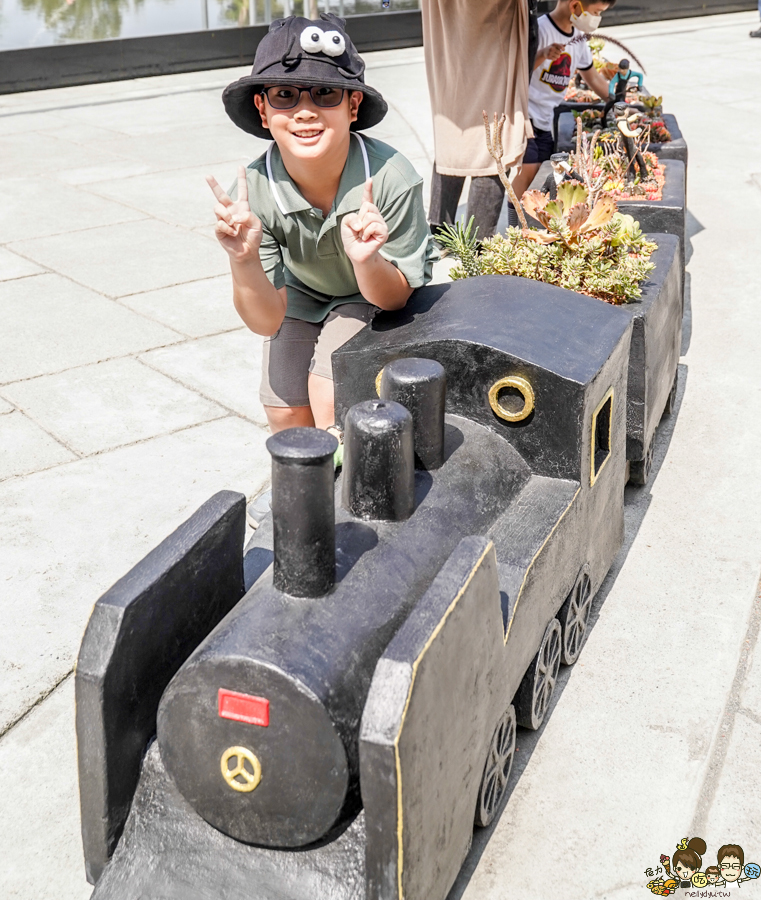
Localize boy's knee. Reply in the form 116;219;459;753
264;405;314;433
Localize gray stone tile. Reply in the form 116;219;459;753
91;120;265;173
0;246;44;282
0;274;182;384
0;397;12;414
0;177;145;243
61;91;224;136
2;358;227;456
0;410;75;479
703;713;761;848
0;109;68;137
84;163;232;230
9;221;228;298
0;415;270;734
117;276;243;338
55;159;154;187
0;679;91;900
140;329;267;426
0;131;132;179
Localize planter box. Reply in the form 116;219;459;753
555;111;688;167
618;234;682;482
528;158;687;270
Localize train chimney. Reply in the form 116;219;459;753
380;357;446;470
266;427;338;597
342;399;414;521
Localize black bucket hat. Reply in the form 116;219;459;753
223;13;388;139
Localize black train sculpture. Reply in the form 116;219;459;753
77;276;641;900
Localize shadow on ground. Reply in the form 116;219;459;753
446;362;690;899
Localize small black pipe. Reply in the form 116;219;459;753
380;358;446;470
342;400;414;521
267;427;338;597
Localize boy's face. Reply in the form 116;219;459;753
254;87;363;163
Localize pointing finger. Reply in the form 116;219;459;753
237;165;249;206
206;175;232;206
361;178;373;207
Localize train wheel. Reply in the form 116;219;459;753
557;568;593;665
474;705;516;828
629;438;654;486
663;371;678;416
514;619;562;730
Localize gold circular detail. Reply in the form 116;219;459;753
375;368;385;398
220;746;262;793
488;376;535;423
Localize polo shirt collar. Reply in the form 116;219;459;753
268;135;368;218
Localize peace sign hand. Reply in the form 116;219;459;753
340;179;389;266
206;166;263;264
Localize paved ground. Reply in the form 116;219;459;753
1;10;760;899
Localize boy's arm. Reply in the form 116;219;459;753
341;180;413;312
207;167;287;337
579;63;611;102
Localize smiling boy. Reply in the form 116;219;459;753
207;15;435;443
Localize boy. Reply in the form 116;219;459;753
207;14;436;441
510;0;616;206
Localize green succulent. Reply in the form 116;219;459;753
443;189;656;305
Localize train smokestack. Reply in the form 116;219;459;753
342;399;414;521
267;427;338;597
380;357;446;470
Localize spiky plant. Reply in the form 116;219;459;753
436;218;483;278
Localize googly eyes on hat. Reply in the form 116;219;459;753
322;30;346;57
299;25;346;57
300;26;325;53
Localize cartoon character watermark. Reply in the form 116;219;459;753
644;838;759;895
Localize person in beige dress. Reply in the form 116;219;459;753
422;0;533;239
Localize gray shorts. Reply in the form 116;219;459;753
260;302;377;408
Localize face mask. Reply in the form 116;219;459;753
570;9;602;33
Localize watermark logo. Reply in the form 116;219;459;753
644;838;759;896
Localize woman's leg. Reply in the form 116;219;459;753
428;165;466;227
307;373;335;431
264;404;315;432
466;174;506;239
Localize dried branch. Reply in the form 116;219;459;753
566;31;647;74
483;111;529;231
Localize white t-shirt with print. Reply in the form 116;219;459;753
528;14;594;131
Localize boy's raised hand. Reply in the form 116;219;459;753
207;166;263;263
341;179;389;266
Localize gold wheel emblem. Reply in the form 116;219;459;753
375;367;385;397
488;375;535;423
220;746;262;793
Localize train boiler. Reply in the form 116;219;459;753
76;276;635;900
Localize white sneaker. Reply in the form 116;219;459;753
247;488;272;530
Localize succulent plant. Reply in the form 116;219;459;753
443;184;656;305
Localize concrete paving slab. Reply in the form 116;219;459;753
140;328;267;425
0;109;68;137
55;159;154;187
702;713;761;852
60;90;223;136
1;357;227;456
0;176;145;243
9;220;228;298
84;162;239;230
740;623;761;718
0;397;12;414
0;273;182;384
0;415;270;735
0;678;91;900
0;246;44;281
89;120;266;173
117;275;243;338
0;409;75;479
0;131;133;179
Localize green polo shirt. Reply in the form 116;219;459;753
231;135;437;323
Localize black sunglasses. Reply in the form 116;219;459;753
261;85;346;110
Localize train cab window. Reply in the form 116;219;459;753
590;390;613;486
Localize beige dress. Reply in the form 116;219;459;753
422;0;532;177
